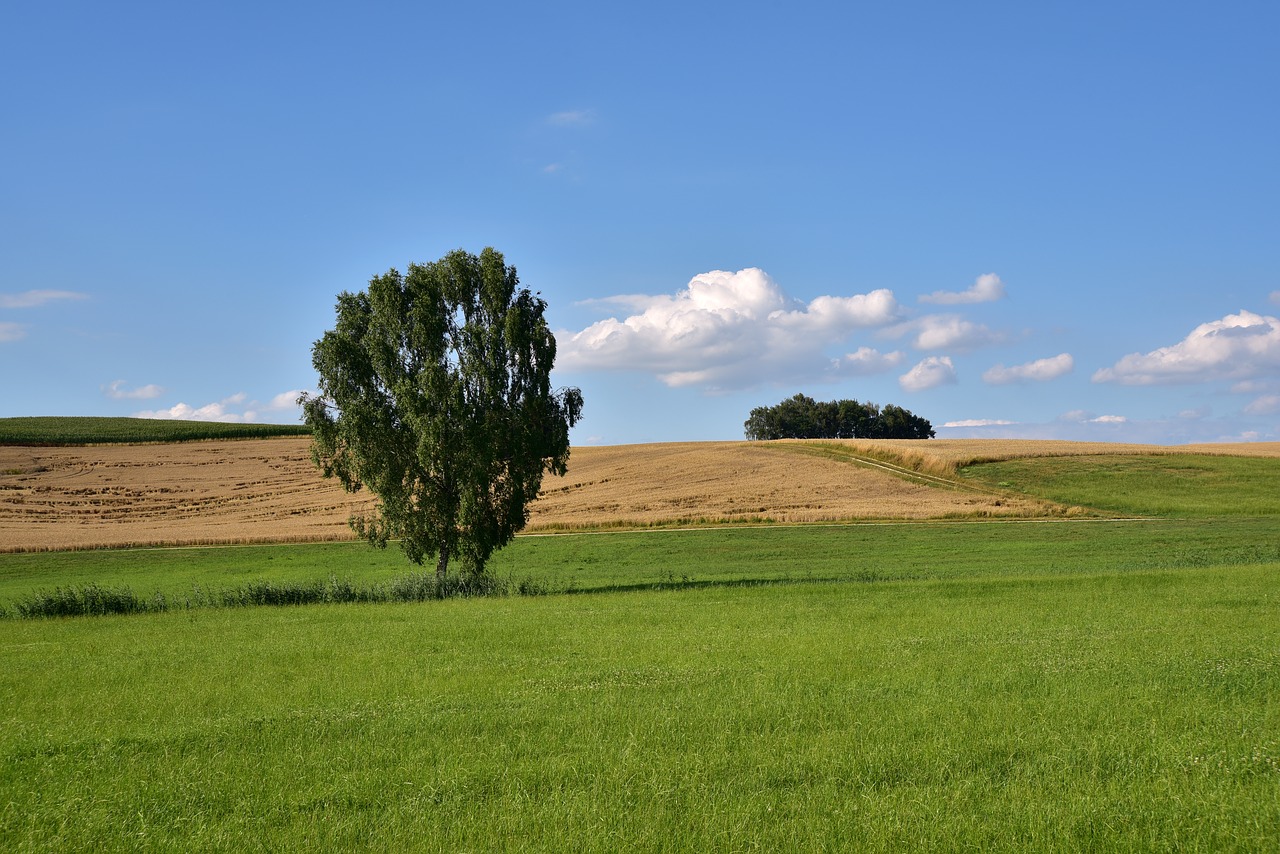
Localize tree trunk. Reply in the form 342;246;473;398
435;547;449;583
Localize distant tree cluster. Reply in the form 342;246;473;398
744;393;935;440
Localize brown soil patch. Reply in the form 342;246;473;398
1;437;1276;552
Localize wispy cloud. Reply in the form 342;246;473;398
0;289;89;309
833;347;906;375
1059;410;1128;424
266;390;308;410
1093;310;1280;385
983;353;1074;385
558;268;905;391
103;380;165;400
919;273;1005;305
547;109;595;127
1244;394;1280;415
0;322;24;342
899;356;956;391
943;418;1016;428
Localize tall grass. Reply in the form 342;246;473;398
7;571;529;618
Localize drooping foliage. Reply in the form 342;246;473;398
744;393;934;440
300;247;583;579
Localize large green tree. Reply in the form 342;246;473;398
300;248;583;581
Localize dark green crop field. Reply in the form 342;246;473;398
0;416;309;445
1;449;1277;851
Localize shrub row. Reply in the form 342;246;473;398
1;571;549;619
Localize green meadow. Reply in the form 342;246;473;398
1;451;1278;851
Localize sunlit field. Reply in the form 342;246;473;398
1;429;1278;850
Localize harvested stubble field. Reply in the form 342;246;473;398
1;437;1278;552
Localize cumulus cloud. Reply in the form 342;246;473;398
134;399;249;423
982;353;1074;385
0;322;24;342
1093;310;1280;385
0;289;89;309
943;419;1016;428
132;390;303;423
103;380;165;400
899;356;957;391
557;268;904;390
919;273;1005;305
907;314;1001;351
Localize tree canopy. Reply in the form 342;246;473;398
744;393;934;440
300;247;583;580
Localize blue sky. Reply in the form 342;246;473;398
3;1;1278;445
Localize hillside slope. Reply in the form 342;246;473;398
1;437;1276;551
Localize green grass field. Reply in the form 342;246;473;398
962;454;1280;517
1;450;1278;850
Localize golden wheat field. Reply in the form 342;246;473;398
1;437;1277;552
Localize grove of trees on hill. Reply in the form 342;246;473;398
744;393;934;440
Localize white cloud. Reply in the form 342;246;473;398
132;390;302;423
557;268;904;390
103;380;165;400
908;314;1000;351
134;400;249;423
773;290;902;333
1093;310;1280;385
899;356;956;391
0;289;89;309
542;163;563;174
267;390;307;410
943;419;1016;428
919;273;1006;305
0;322;25;342
547;109;594;127
982;353;1074;385
833;347;906;375
1055;410;1129;424
1270;290;1280;306
1244;394;1280;415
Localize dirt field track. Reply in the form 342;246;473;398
1;437;1277;552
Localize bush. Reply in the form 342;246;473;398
13;584;156;618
